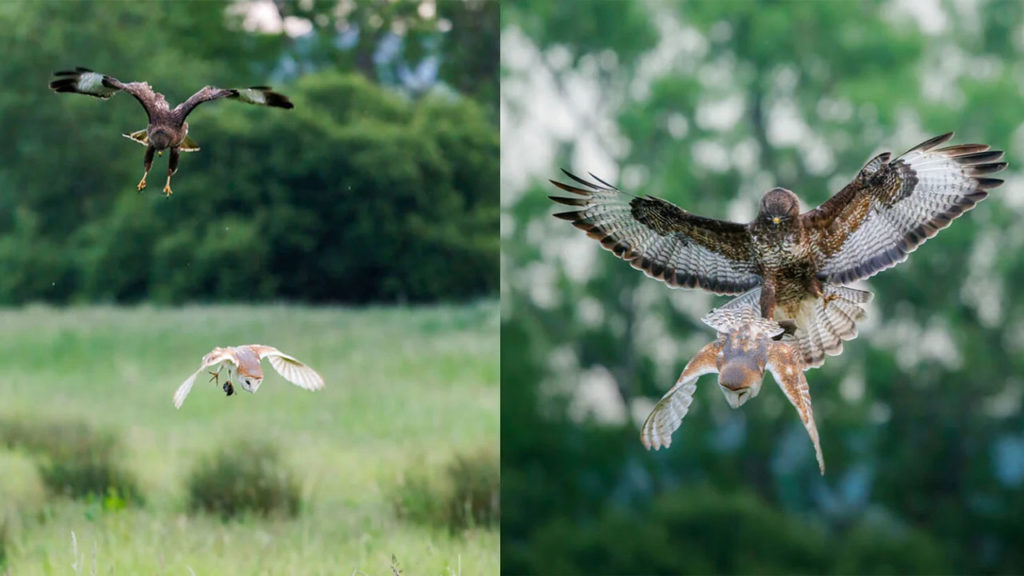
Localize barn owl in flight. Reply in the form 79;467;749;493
174;345;324;409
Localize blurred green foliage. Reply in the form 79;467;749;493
0;417;143;504
0;0;497;304
186;438;301;519
502;1;1024;573
391;446;500;532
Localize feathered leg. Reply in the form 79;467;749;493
759;278;777;319
163;147;179;196
138;145;155;191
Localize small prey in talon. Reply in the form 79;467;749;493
208;369;234;397
174;345;324;409
49;67;293;197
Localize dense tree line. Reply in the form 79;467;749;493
0;1;497;304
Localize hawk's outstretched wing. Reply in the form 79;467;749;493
803;133;1006;284
50;67;167;121
173;85;294;121
173;347;237;409
640;340;722;450
550;171;761;294
250;345;325;391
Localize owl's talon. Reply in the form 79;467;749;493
777;319;798;336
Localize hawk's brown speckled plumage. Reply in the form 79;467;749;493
551;133;1004;365
49;67;293;196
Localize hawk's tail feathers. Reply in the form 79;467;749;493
703;284;871;369
795;284;871;369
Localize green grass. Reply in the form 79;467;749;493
0;302;498;575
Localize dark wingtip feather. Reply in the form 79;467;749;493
954;149;1004;164
553;211;583;221
914;132;955;152
49;78;84;93
561;169;603;190
550;179;590;196
974;177;1004;190
968;162;1007;176
263;89;294;109
549;195;589;207
939;143;992;156
588;172;618;189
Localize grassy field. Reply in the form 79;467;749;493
0;302;499;575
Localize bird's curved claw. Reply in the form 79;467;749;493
162;184;173;197
777;319;798;336
822;292;840;309
137;178;147;192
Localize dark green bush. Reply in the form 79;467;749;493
0;417;142;504
186;439;300;519
446;448;500;530
392;447;499;532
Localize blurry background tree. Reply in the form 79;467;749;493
502;1;1024;574
0;0;497;304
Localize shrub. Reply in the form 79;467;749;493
392;446;499;532
185;438;300;519
0;416;142;504
446;448;500;530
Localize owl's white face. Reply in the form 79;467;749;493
717;360;765;409
239;375;263;393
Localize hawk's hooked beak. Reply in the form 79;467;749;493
772;216;780;225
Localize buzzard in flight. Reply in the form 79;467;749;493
50;67;293;196
173;345;324;409
551;133;1004;365
640;297;831;474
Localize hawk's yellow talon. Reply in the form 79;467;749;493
163;184;173;197
137;178;147;191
